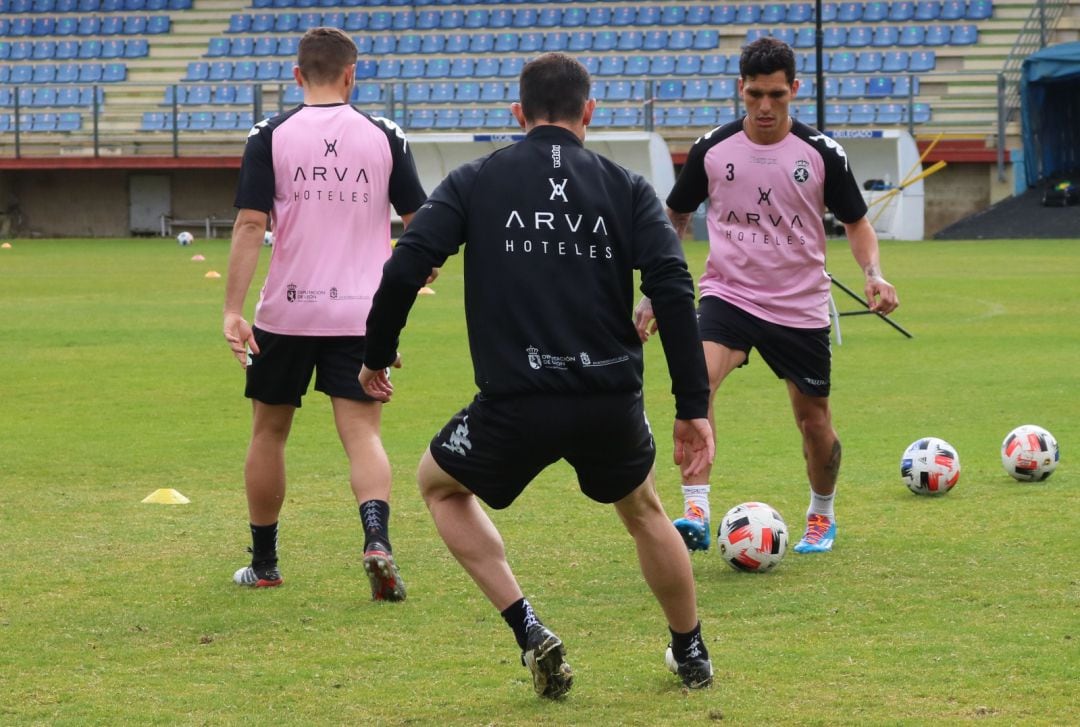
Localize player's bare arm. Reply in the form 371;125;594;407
222;208;268;367
666;207;694;239
844;216;899;315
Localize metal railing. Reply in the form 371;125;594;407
1001;0;1068;122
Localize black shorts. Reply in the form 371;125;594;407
698;295;832;397
244;327;379;407
429;391;656;510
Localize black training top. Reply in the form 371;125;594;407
364;125;709;420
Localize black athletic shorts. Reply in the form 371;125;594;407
244;327;379;407
429;391;656;510
697;295;832;397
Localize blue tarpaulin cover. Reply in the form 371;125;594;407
1021;41;1080;187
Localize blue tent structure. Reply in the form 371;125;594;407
1021;41;1080;188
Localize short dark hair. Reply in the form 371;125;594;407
518;53;591;124
297;27;358;86
739;37;797;84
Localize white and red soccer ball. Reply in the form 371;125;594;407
1001;425;1059;482
900;437;961;495
716;501;788;573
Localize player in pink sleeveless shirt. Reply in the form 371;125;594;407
222;28;428;598
636;38;899;556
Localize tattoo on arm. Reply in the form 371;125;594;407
863;263;882;279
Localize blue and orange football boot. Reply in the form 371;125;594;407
673;503;710;552
793;514;837;553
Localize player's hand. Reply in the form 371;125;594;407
673;418;714;479
223;311;258;368
633;296;658;343
426;267;440;285
864;275;899;315
358;354;402;402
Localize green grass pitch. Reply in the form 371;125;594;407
0;237;1076;725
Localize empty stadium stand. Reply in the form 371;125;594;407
0;0;1076;160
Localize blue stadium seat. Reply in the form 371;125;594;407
33;87;57;107
674;55;701;75
693;29;719;50
252;37;276;56
186;84;211;104
655;79;682;101
872;26;899;47
611;107;640;128
660;5;685;26
56;17;78;36
33;113;59;132
826;103;849;125
398;34;422;54
53;63;78;83
352;82;379;104
709;77;736;100
598;55;625;76
207;60;231;81
537;8;561;28
864;1;890;22
296;12;321;31
898;26;925;46
585;6;610;27
281;85;302;104
725;54;743;74
440;9;464;30
635;6;660;25
484;107;513;129
391;9;413;30
837;2;862;22
818;2;839;22
227;37;253;57
967;0;993;20
211;84;236;104
799;52;820;73
690;106;719;128
400;58;425;79
250;14;274;33
146;15;169;34
924;25;949;46
322;12;343;28
865;76;893;97
256;59;280;80
188;111;213;131
232;61;255;82
733;4;759;24
823;27;847;48
498;57;522;78
784;2;811;22
889;1;915;21
950;25;978;45
344;11;368;31
799;77;815;99
212;111;242;131
451;81;476;103
376;58;400;79
847;26;872;48
101;39;125;59
592;31;616;52
434;108;460;130
121;16;146;35
8;42;32;61
605;80;631;102
914;1;941;20
649;55;675;75
940;0;964;20
685;4;711;26
517;32;542;53
469;57;495;78
227;14;250;33
75;62;99;82
643;30;667;52
624;55;649;76
562;7;586;27
794;27;815;48
371;35;394;54
185;60;209;81
488;8;512;29
875;103;903;124
356;59;377;79
668;30;693;51
142;111;166;131
543;32;569;52
55;40;79;60
882;50;909;72
439;33;465;54
479;81;504;102
33;41;57;60
568;31;592;52
682;78;709;101
892;75;920;98
848;103;875;124
856;51;883;73
579;55;599;75
824;76;839;98
422;58;448;78
589;107;614;128
610;7;635;27
421;33;446;53
33;64;57;83
415;9;438;30
404;81;429;104
125;38;148;58
830;51;856;73
662;106;693;127
275;13;300;33
905;102;931;124
760;3;785;24
32;18;56;36
695;54;721;76
368;11;392;31
447;57;472;79
76;17;100;36
617;31;644;51
456;108;484;129
55;86;82;106
511;8;537;28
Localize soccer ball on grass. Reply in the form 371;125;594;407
176;231;194;246
263;230;274;246
1001;425;1059;482
900;437;960;495
716;501;788;572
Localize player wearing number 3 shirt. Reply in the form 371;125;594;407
635;37;900;557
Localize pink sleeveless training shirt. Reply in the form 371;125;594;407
234;104;427;336
667;119;867;328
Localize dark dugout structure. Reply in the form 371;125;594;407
1021;41;1080;188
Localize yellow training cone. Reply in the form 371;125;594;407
1;242;11;249
204;270;221;279
142;488;191;504
419;286;435;295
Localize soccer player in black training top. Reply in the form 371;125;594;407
360;53;715;698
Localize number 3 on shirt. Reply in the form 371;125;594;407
725;163;735;181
